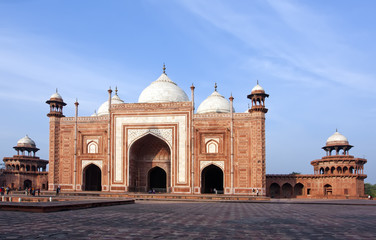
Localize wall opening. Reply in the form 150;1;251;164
294;183;304;196
324;184;332;195
201;164;223;194
24;179;32;189
148;167;167;193
83;164;102;191
282;183;293;198
269;183;281;198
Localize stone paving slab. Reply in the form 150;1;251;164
0;201;375;239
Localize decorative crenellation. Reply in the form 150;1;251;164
62;116;109;122
112;102;192;110
128;128;173;147
200;161;225;170
194;113;231;118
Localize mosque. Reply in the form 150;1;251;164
2;66;367;198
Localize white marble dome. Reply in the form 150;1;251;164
17;135;36;148
97;93;124;116
197;91;235;114
138;73;189;103
326;131;349;145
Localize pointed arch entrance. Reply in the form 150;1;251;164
129;134;171;192
269;183;281;198
24;179;32;189
201;164;224;194
83;164;102;191
148;167;167;192
282;183;293;198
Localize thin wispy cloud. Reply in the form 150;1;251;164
0;31;145;113
180;0;376;93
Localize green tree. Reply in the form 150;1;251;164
364;183;376;197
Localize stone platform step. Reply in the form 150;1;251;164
57;191;270;202
0;198;135;213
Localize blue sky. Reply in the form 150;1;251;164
0;0;375;183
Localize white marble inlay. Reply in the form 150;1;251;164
200;161;224;170
82;160;103;170
128;128;172;147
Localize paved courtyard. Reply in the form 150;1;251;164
1;201;375;239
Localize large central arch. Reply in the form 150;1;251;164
201;164;224;194
129;134;171;192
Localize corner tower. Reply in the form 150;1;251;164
247;82;269;195
46;90;66;191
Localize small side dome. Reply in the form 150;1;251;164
326;131;349;146
17;135;36;148
138;66;189;103
197;90;235;114
97;89;124;116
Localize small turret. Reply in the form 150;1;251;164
46;89;66;117
247;81;269;113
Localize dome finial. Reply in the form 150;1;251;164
336;128;338;132
214;82;217;92
163;63;166;74
56;88;58;93
257;80;259;85
115;86;118;95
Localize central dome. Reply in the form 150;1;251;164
138;72;189;103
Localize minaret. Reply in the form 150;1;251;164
46;89;66;191
247;81;269;195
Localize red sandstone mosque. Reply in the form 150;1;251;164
1;66;367;198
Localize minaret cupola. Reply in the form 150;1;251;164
46;89;67;117
247;81;269;113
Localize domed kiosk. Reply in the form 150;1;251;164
2;135;48;190
266;130;367;199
